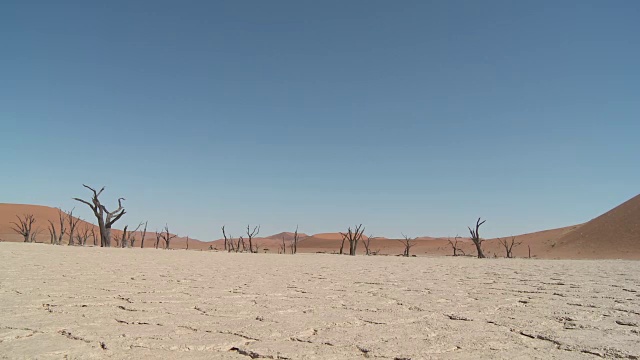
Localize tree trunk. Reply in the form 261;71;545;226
473;241;485;258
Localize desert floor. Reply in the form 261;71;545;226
0;243;639;359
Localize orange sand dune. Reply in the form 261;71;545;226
541;194;640;259
2;194;639;259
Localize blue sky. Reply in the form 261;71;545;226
1;1;638;240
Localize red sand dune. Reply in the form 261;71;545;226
540;194;640;259
2;194;639;259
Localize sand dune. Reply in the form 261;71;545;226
542;194;640;259
2;194;639;259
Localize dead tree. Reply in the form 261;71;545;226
76;225;91;246
90;227;97;246
246;225;260;253
468;218;487;258
47;220;58;245
30;227;42;242
339;233;347;254
139;221;148;248
291;225;300;254
397;234;416;257
122;222;143;248
279;235;287;254
222;226;228;251
498;236;521;258
528;245;532;259
340;224;365;256
237;236;245;252
186;236;189;250
446;235;465;256
363;234;375;256
73;185;125;247
66;209;81;246
10;214;36;243
157;225;177;249
154;230;162;249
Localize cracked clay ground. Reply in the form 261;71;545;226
0;243;639;359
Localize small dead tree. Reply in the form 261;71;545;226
66;209;81;246
222;226;236;252
186;236;189;250
468;218;487;258
363;234;376;256
73;185;125;247
446;235;465;256
397;234;416;257
139;221;148;248
340;224;365;256
47;220;58;245
76;225;92;246
246;225;260;253
498;236;522;258
10;214;36;243
154;230;162;249
157;225;177;249
30;227;43;242
528;245;532;259
237;236;245;252
291;225;300;254
279;235;287;254
339;233;347;254
90;227;97;246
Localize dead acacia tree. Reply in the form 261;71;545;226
237;236;245;252
222;226;230;252
30;227;43;243
154;230;162;249
363;234;376;256
446;235;465;256
139;221;148;248
291;225;300;254
498;236;522;258
157;224;177;249
73;185;125;247
279;235;287;254
339;232;347;254
186;236;189;250
468;218;487;258
246;225;260;253
397;234;416;257
10;214;36;243
76;225;92;246
340;224;365;256
47;220;58;245
90;227;97;246
66;209;81;246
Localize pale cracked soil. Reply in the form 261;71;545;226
0;242;639;359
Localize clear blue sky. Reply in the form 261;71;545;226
1;1;638;240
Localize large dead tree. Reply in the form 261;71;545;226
10;214;36;243
157;224;177;249
340;224;365;256
246;225;260;253
498;236;521;258
446;235;465;256
66;209;81;246
73;185;125;247
397;234;416;257
468;218;487;258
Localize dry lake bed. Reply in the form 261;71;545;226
1;242;639;359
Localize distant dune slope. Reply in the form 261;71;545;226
2;196;639;259
541;194;640;259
